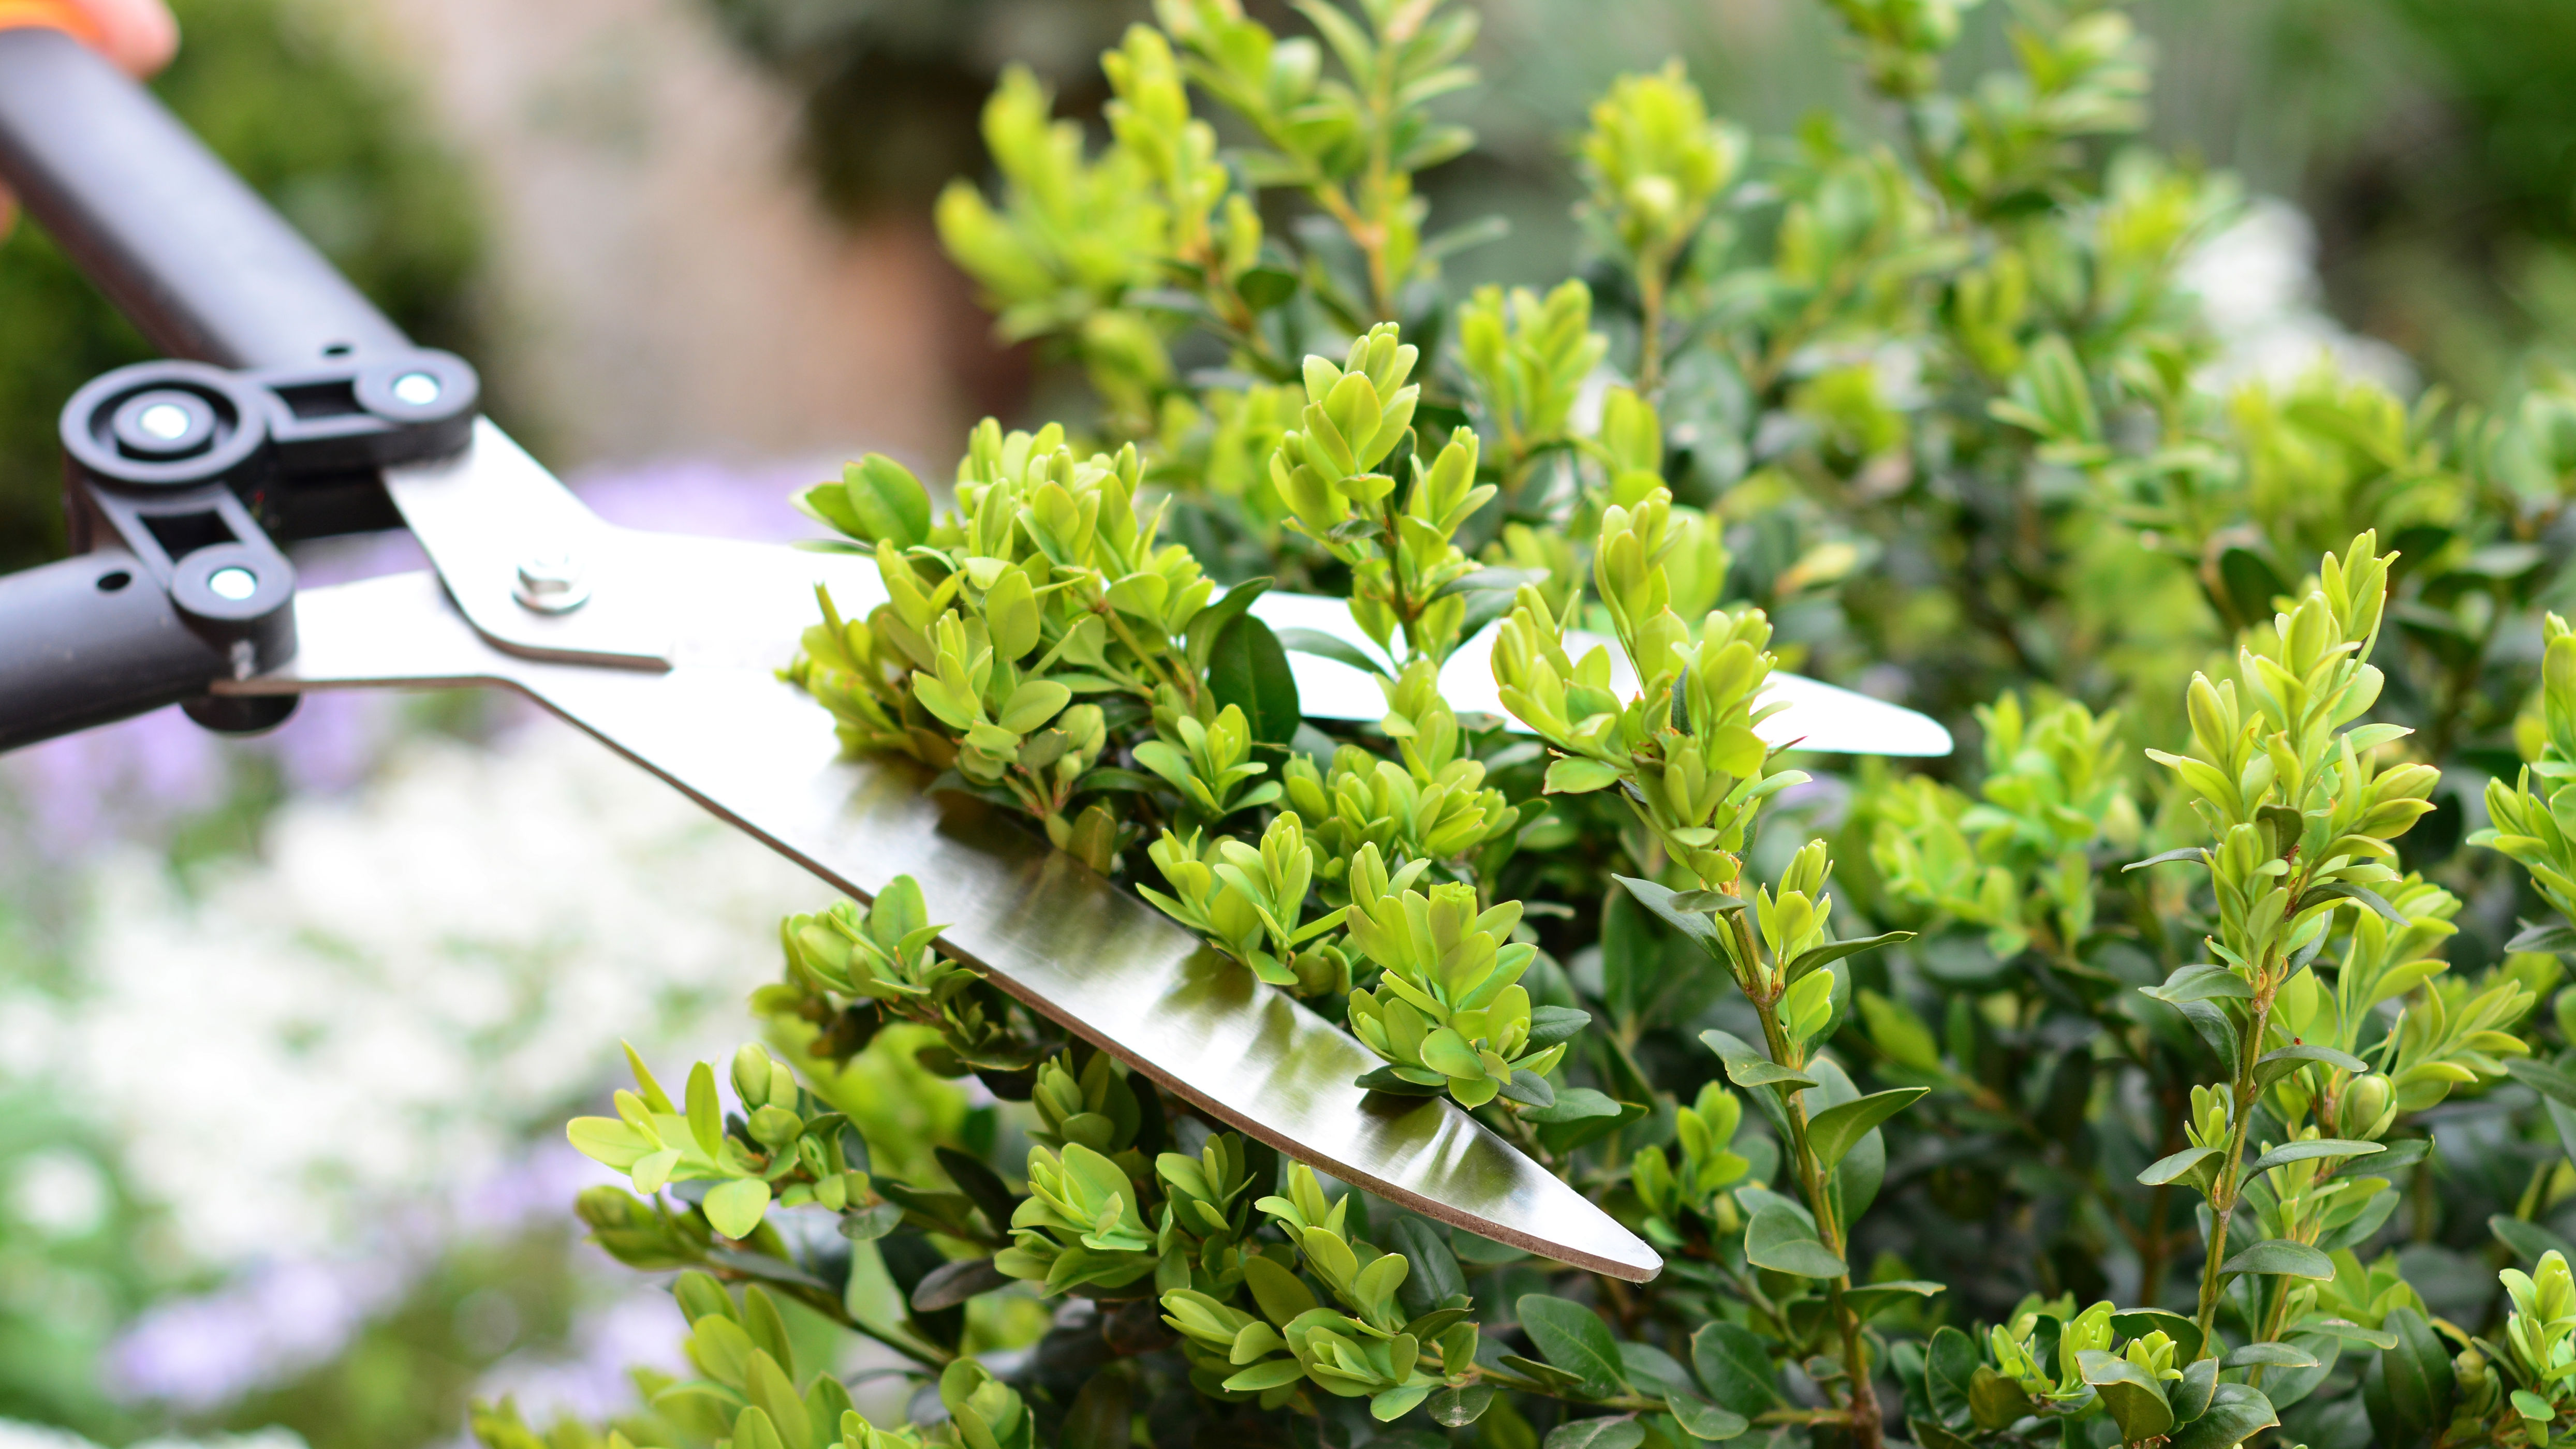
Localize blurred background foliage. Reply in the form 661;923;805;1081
700;0;2576;404
4;0;2576;1446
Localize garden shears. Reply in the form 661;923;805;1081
0;13;1947;1284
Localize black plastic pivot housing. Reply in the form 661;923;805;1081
1;348;483;751
0;26;486;752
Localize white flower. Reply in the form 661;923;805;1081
40;719;822;1264
2178;197;2414;392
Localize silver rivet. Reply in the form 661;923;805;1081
139;402;193;440
513;552;591;614
391;372;442;406
207;566;258;601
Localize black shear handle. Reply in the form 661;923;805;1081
0;25;418;750
0;25;409;366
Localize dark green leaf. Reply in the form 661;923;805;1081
2137;1144;2220;1187
2217;545;2290;627
2318;1185;2404;1251
2508;1057;2576;1107
2349;1136;2431;1174
2368;1308;2456;1445
1783;931;1915;982
1617;1340;1694;1400
2492;1214;2576;1264
2253;1043;2371;1091
2245;1139;2384;1175
705;1247;833;1292
1543;1420;1643;1449
1432;566;1548;600
1524;1006;1593;1051
837;1199;905;1242
2220;1240;2335;1279
1076;767;1165;795
2222;1341;2319;1369
1390;1216;1466;1319
1804;1088;1928;1167
2125;846;2209;871
1354;1064;1449;1095
1517;1295;1628;1399
1208;616;1301;746
1501;1353;1592;1395
2080;1353;2176;1444
2143;963;2250;1004
2300;881;2408;923
1521;1087;1625;1126
1537;1096;1646;1156
2263;1336;2340;1410
2110;1309;2204;1361
1969;1366;2038;1431
2176;998;2241;1064
1923;1325;1979;1426
934;1146;1019;1236
1698;1030;1816;1092
2168;1383;2278;1449
1427;1384;1494;1426
1498;1070;1556;1107
1187;578;1272;674
1692;1322;1782;1417
1275;626;1386;677
1662;1392;1747;1441
1842;1281;1945;1319
2509;920;2576;954
2305;1318;2399;1350
909;1256;1009;1311
1618;876;1729;955
1909;1418;1978;1449
1063;1370;1132;1449
1235;268;1299;311
875;1180;977;1230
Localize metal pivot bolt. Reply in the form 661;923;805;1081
513;551;590;614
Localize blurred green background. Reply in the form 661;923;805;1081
1;0;2573;1444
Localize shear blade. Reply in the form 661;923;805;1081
1249;590;1955;757
237;557;1663;1282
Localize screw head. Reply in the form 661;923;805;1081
513;552;591;614
391;371;443;407
207;566;258;601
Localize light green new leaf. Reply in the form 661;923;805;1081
1546;757;1623;794
2137;1144;2219;1187
703;1178;773;1239
687;1061;724;1158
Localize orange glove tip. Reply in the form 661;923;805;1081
0;0;104;44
